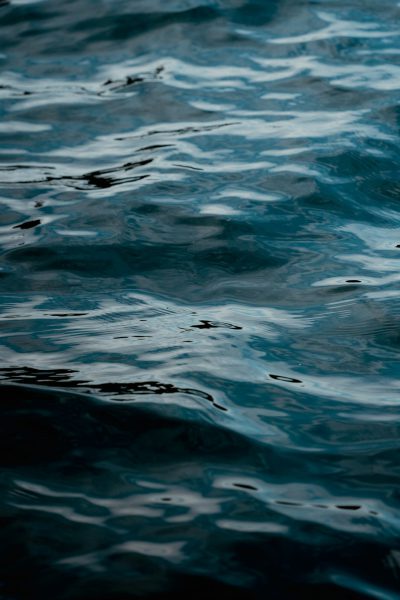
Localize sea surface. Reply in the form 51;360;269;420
1;0;400;598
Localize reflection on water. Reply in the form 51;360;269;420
1;0;400;598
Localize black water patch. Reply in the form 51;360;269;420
0;164;54;171
233;483;258;491
12;219;41;230
173;163;204;171
84;173;113;188
103;75;144;88
100;66;164;94
191;320;242;330
79;160;153;189
213;403;228;412
0;83;33;96
0;366;226;411
269;374;303;384
45;313;88;317
137;144;174;152
1;160;152;190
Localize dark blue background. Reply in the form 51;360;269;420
0;1;400;598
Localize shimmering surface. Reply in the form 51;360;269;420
1;1;400;598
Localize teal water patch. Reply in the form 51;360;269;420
1;0;400;598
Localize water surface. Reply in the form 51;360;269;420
1;0;400;598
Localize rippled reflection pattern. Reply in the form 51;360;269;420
1;0;400;598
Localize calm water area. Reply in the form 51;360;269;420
1;0;400;598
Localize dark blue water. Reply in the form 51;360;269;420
1;0;400;598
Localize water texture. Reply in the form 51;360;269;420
1;0;400;598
